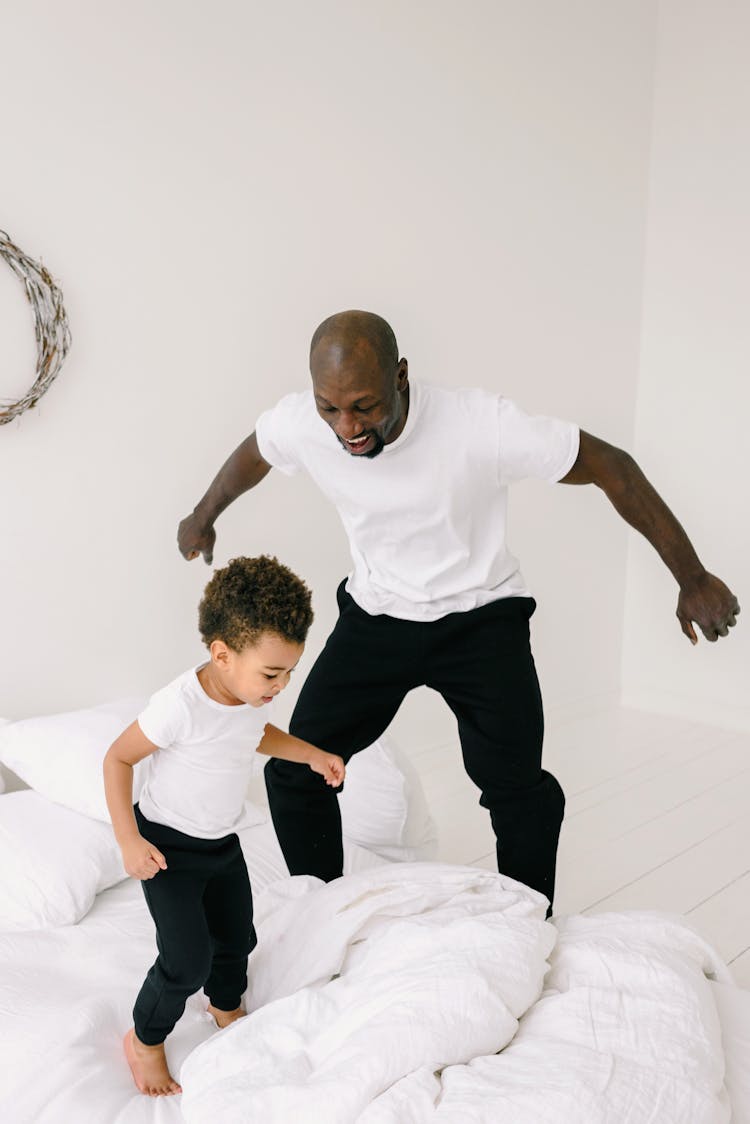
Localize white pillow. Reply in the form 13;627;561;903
338;735;438;862
0;698;270;834
238;819;388;895
0;790;127;930
0;697;148;821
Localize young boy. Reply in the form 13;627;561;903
103;555;345;1098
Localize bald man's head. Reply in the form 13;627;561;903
309;310;399;372
309;310;409;459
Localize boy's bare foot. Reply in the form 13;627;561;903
124;1028;182;1096
207;1003;246;1029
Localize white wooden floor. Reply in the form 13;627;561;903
407;703;750;988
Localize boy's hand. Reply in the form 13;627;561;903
309;751;346;787
121;835;168;880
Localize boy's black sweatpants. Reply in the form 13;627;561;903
132;804;256;1046
265;582;565;911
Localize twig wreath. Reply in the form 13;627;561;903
0;230;71;425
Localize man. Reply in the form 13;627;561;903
178;310;739;913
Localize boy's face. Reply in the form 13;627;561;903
211;632;304;707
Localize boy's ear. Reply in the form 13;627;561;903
209;639;231;667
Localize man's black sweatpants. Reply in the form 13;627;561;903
132;804;256;1046
265;582;565;910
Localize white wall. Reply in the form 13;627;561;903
622;0;750;731
0;1;655;739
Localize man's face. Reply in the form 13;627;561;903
311;341;408;459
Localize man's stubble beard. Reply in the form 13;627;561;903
336;433;386;459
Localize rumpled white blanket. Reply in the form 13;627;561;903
180;865;732;1124
180;863;553;1122
362;912;732;1123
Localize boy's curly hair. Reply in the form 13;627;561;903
198;555;313;651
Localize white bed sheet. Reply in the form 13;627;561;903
1;836;749;1124
0;820;385;1124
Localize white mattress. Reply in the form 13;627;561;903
0;827;748;1124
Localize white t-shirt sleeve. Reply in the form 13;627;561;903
497;397;580;485
254;393;306;477
137;684;191;749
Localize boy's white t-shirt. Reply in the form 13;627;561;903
255;380;579;621
136;667;273;839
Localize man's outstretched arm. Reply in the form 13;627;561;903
177;432;272;564
560;431;740;644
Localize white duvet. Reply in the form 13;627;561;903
180;864;732;1124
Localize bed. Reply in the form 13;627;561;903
1;704;749;1124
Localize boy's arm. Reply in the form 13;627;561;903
257;723;345;787
177;432;272;565
103;721;168;879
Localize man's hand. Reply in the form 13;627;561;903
176;433;271;564
677;572;740;644
177;512;216;564
121;835;168;880
309;751;346;787
561;434;740;648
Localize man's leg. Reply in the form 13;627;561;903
426;597;565;913
265;582;420;880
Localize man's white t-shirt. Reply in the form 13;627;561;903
255;380;579;621
137;667;273;838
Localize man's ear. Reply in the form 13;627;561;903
397;358;409;387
